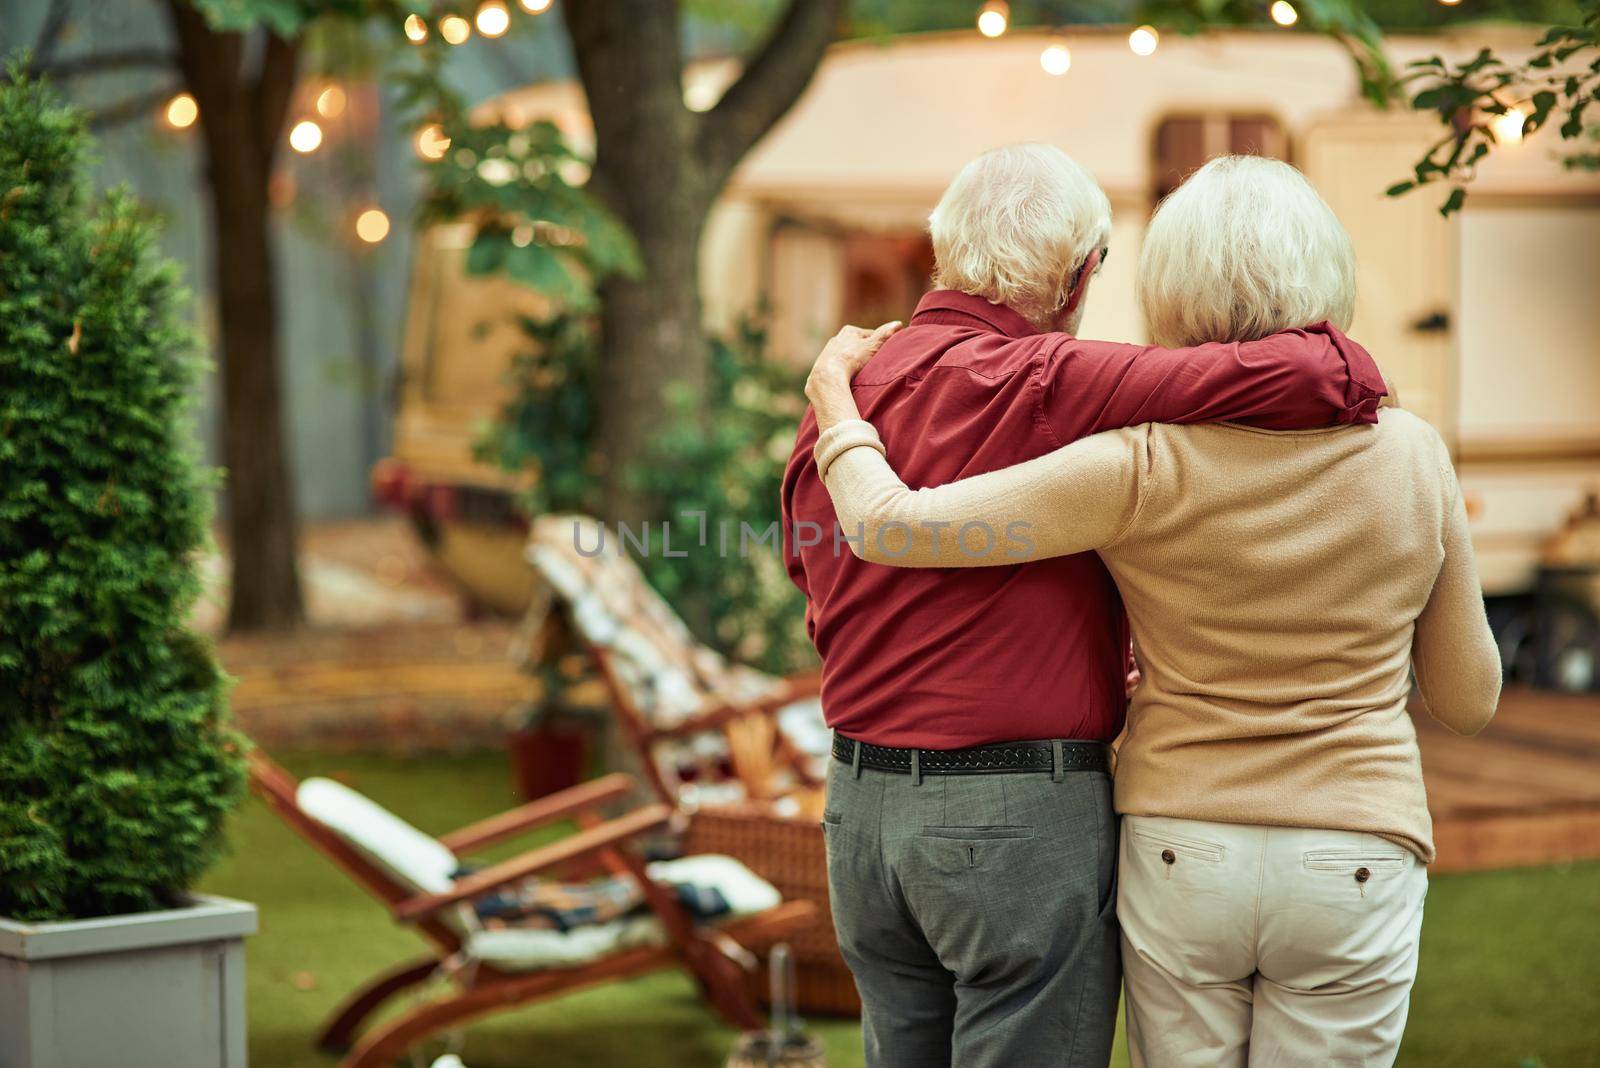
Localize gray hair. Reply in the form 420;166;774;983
1137;155;1356;348
929;144;1112;328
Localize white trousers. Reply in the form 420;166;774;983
1119;815;1428;1067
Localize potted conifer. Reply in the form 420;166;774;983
0;70;254;1067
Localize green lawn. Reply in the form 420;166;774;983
203;751;1600;1067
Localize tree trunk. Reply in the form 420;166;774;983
210;167;303;630
167;2;305;631
562;0;842;524
562;0;709;523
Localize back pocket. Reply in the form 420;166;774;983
921;825;1035;841
1303;849;1409;873
1133;826;1225;863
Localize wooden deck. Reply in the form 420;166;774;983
1420;687;1600;872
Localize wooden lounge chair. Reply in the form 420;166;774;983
247;751;816;1067
522;514;830;815
522;515;860;1016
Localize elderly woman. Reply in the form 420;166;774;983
803;156;1501;1066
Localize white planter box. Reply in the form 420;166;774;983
0;894;257;1068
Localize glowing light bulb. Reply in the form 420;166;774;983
1128;25;1159;57
475;1;510;38
415;124;452;161
288;119;323;154
518;0;552;12
1270;1;1298;26
356;208;391;244
684;78;719;112
1492;106;1526;146
164;92;198;129
440;14;471;45
1438;0;1461;5
977;1;1009;38
1040;41;1071;76
315;85;346;119
403;13;428;43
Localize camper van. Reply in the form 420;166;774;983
378;27;1600;688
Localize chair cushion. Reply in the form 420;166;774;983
466;854;780;973
297;777;459;895
647;854;782;916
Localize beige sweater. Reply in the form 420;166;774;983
813;410;1502;862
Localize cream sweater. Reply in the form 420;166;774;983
814;410;1501;862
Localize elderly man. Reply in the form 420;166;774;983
780;143;1386;1068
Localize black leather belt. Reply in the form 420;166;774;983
832;734;1109;776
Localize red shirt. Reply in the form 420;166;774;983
781;290;1386;749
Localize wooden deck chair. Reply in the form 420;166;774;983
247;750;816;1068
522;514;830;814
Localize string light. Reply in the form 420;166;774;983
475;0;510;38
976;1;1009;38
518;0;552;12
1438;0;1461;5
164;92;198;129
288;119;323;154
415;124;452;161
1270;1;1298;26
1492;106;1527;146
439;14;471;44
315;85;346;119
1128;25;1159;56
1040;40;1071;76
356;208;391;244
684;78;719;112
403;13;428;43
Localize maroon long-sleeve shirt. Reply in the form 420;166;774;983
781;290;1386;749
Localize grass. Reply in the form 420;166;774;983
202;750;1600;1067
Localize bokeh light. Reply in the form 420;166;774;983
315;86;346;119
977;1;1009;38
475;1;510;38
164;92;198;129
288;119;323;154
355;208;391;244
1040;42;1071;76
1492;106;1527;146
440;14;471;45
415;124;452;161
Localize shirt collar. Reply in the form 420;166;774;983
910;290;1040;338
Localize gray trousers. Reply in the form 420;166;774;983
823;753;1120;1068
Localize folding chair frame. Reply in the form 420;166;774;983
247;750;815;1067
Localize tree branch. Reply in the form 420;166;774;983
165;0;242;108
251;31;299;176
90;84;181;130
31;0;74;70
697;0;844;182
32;47;178;81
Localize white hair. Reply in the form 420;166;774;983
1137;155;1356;348
929;144;1112;328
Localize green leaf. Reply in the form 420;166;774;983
189;0;313;35
1439;187;1466;217
1530;90;1559;132
1385;180;1415;197
465;231;509;275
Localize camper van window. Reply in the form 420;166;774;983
1153;114;1287;203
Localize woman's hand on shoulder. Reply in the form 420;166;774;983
804;322;902;408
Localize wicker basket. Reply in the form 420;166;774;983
683;803;861;1017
